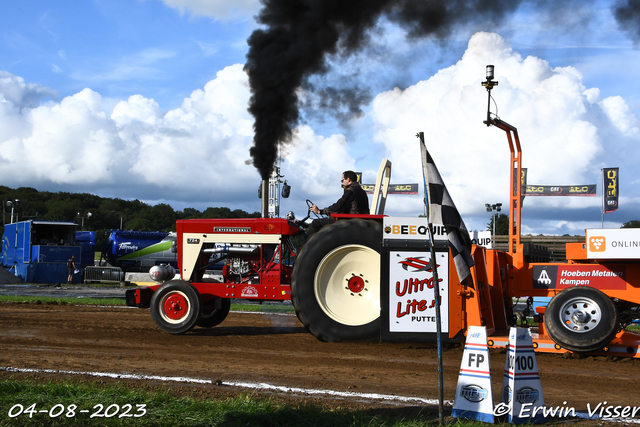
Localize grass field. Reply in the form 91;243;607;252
0;293;296;314
0;377;455;427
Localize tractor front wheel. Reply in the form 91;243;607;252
150;280;201;334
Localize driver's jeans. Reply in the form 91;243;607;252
308;217;334;237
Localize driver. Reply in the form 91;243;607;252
308;170;369;236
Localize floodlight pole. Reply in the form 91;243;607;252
482;65;523;256
78;212;92;231
6;199;19;224
482;65;498;126
485;203;502;237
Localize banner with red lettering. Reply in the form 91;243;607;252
532;264;627;290
388;250;449;333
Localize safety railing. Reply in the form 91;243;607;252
84;266;124;283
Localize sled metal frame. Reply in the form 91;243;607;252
488;307;640;359
370;158;391;215
459;117;640;358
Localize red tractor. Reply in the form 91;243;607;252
126;162;393;342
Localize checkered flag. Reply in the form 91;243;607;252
419;133;474;282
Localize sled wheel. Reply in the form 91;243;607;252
150;281;201;334
544;286;618;352
291;219;381;342
197;298;231;328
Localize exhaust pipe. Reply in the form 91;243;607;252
260;179;268;218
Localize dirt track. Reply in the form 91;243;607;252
1;302;640;421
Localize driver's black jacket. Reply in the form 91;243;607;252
320;182;369;215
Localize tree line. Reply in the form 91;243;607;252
0;186;260;248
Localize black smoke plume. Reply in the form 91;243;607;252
244;0;635;180
614;0;640;42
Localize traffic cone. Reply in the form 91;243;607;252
452;325;494;423
500;327;546;424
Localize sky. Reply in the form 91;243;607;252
1;0;640;235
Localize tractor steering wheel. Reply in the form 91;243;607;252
307;199;326;219
296;199;321;227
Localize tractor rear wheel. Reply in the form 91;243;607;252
197;298;231;328
291;219;381;342
150;280;201;334
544;286;618;352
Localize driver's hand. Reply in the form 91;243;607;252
310;204;320;214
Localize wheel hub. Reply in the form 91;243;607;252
163;293;188;321
561;298;600;332
347;275;366;294
572;310;591;325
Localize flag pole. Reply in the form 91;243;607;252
418;132;444;425
428;223;445;425
601;168;604;228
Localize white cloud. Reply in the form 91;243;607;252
160;0;261;20
0;88;124;185
72;48;176;83
193;39;219;56
0;71;57;108
369;32;640;231
0;65;259;204
112;95;162;126
111;64;258;199
600;96;640;137
281;126;355;198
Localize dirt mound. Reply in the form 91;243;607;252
0;267;21;284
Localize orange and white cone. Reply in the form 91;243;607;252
452;326;494;423
500;327;545;424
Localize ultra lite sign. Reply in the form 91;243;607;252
388;250;449;333
586;228;640;259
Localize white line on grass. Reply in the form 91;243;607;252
1;366;442;405
4;366;637;423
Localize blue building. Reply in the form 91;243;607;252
1;220;83;283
